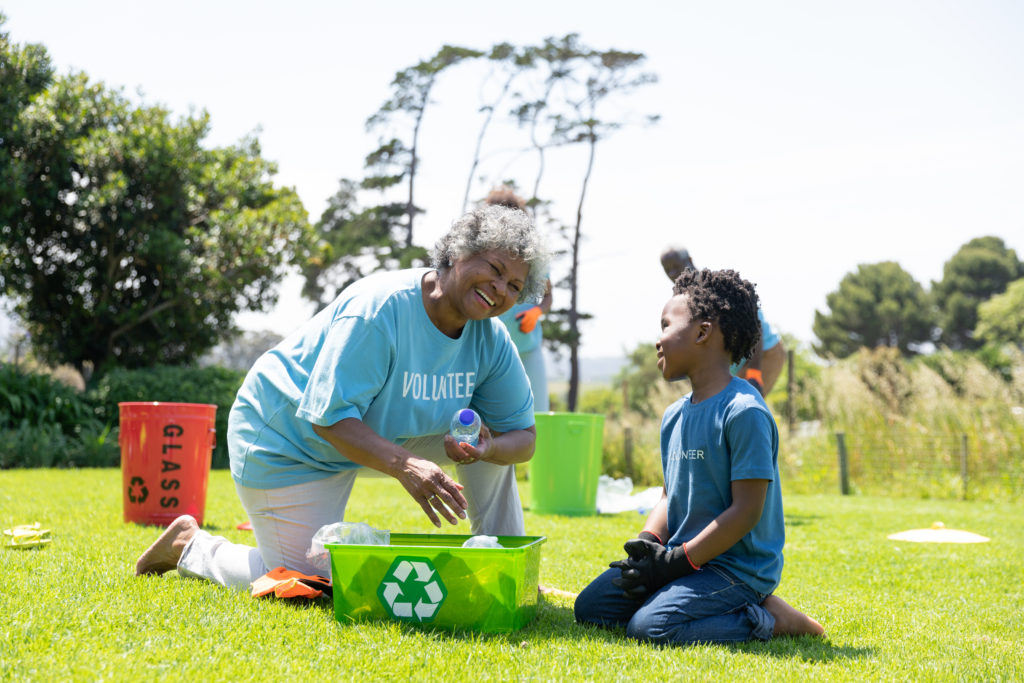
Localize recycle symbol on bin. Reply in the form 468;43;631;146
377;556;447;623
127;476;148;504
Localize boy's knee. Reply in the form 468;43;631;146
624;611;660;642
573;583;601;624
573;575;628;626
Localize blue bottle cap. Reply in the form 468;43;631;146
458;409;476;426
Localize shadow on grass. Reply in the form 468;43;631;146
313;594;582;642
732;637;872;662
569;617;873;662
315;596;871;663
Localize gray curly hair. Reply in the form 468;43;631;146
431;205;551;303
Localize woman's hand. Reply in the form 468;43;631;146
312;418;469;528
394;456;468;528
444;424;536;466
443;424;494;465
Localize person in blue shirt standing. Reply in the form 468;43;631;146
486;186;551;412
135;205;550;588
574;268;823;645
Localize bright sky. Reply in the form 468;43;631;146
3;0;1022;358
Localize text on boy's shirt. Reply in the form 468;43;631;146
668;447;706;461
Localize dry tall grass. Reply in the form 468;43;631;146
781;347;1024;501
588;347;1024;502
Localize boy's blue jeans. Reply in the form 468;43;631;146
574;564;775;645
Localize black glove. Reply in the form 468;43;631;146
609;533;698;600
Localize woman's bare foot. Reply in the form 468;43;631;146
538;584;578;600
135;515;199;576
763;594;825;637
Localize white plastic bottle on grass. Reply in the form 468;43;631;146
450;408;481;446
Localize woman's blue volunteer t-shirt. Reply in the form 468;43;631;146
229;268;535;489
660;377;784;595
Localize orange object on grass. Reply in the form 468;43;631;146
250;566;331;599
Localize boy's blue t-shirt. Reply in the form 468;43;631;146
229;268;535;489
660;376;784;595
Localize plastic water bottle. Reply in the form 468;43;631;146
450;408;481;446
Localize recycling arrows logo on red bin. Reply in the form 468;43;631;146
127;476;148;504
377;556;447;623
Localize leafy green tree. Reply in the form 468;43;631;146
304;45;480;307
301;177;426;309
467;35;658;411
364;44;482;246
813;261;934;358
974;278;1024;349
0;13;53;232
310;36;658;414
538;38;658;411
509;35;586;209
461;42;525;213
504;35;590;394
932;236;1023;350
0;73;312;378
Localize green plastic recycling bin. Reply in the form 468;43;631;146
327;533;545;633
529;412;605;516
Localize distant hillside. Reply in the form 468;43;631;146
544;353;628;385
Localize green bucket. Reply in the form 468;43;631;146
326;533;545;633
529;412;605;516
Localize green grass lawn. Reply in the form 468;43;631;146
2;468;1022;681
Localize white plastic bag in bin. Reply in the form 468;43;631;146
306;521;390;573
462;535;503;548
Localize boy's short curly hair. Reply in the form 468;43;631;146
672;268;762;364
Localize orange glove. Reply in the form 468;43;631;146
742;368;764;395
515;305;543;333
250;567;332;599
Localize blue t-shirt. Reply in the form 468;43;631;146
730;309;780;375
759;310;780;351
497;302;543;354
660;377;784;595
229;268;535;489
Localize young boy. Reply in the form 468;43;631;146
574;268;824;645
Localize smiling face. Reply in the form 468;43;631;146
446;249;529;320
655;294;707;381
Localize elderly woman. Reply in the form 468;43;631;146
135;205;550;588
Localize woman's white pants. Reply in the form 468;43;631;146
177;434;524;589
